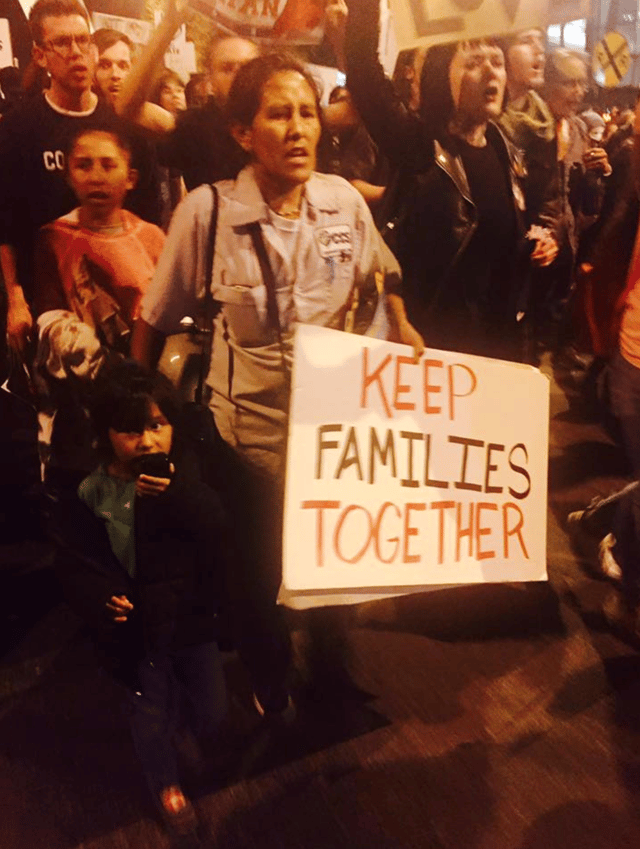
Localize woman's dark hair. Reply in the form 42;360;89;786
151;68;185;106
225;51;321;128
90;360;180;459
92;27;133;57
419;38;505;138
185;72;207;108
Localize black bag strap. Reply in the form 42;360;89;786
248;222;283;345
195;184;219;405
248;222;289;374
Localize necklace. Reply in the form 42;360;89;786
269;204;300;220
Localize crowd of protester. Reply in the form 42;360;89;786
2;0;640;835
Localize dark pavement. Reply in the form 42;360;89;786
3;357;640;849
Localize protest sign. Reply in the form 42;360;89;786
192;0;325;44
388;0;550;52
0;19;13;69
91;12;152;45
282;325;549;607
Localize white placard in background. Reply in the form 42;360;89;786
282;326;549;606
91;12;153;46
388;0;551;52
0;19;13;69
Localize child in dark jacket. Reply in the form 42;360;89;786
51;360;229;834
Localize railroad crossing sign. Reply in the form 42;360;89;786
593;31;631;87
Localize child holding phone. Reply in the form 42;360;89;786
51;360;230;834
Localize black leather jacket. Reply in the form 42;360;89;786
346;7;529;357
389;126;528;341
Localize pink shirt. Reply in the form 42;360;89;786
33;208;165;332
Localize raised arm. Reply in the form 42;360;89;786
339;0;432;170
115;0;188;133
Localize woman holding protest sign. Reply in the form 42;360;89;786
131;52;423;716
332;0;557;360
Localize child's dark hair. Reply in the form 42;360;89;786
90;360;180;459
151;68;185;105
65;118;134;164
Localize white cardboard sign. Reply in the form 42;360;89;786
282;325;549;605
195;0;325;44
0;19;13;69
388;0;550;52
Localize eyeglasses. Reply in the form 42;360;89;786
560;77;589;91
40;33;92;57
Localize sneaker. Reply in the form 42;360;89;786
566;509;585;527
252;689;296;725
598;533;623;581
158;785;198;835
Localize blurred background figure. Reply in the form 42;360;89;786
151;69;187;228
151;68;186;118
318;85;388;207
0;66;23;117
391;46;426;115
93;28;133;111
92;28;163;227
160;35;259;190
184;72;208;109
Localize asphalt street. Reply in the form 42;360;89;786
2;356;640;849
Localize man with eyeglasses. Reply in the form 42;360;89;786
0;0;113;359
537;50;610;356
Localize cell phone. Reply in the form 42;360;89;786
134;452;172;478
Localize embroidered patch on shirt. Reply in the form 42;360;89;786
314;225;353;258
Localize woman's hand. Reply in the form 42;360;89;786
106;594;134;623
530;232;559;268
396;320;425;362
136;467;174;497
386;293;425;361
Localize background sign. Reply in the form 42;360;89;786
195;0;325;44
388;0;551;51
91;12;153;45
282;326;549;606
592;31;631;87
0;18;13;69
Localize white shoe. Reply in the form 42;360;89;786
567;509;585;525
598;533;623;581
252;691;296;725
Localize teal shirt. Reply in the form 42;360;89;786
78;468;137;579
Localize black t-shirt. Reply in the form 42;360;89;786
160;97;248;192
0;94;161;301
453;137;517;313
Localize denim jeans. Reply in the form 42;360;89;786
125;640;226;796
607;351;640;598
